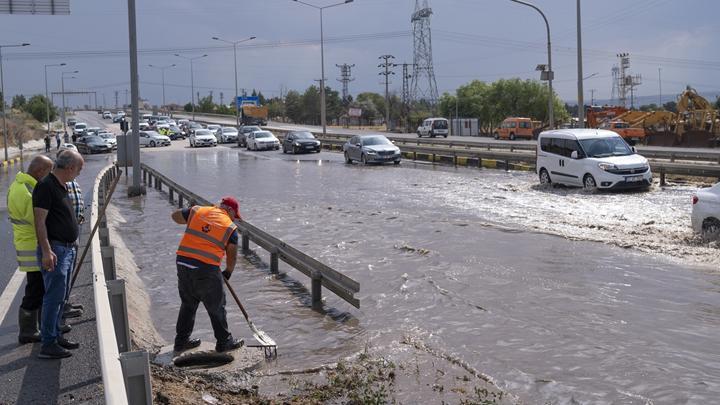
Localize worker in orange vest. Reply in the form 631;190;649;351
171;196;244;353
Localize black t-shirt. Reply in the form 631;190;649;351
32;173;79;243
176;207;238;269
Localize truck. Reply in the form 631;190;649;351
600;121;646;143
241;105;268;126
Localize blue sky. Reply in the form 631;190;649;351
1;0;718;107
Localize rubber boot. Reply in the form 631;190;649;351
18;308;41;344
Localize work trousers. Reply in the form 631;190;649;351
20;271;45;311
38;242;76;345
175;263;231;345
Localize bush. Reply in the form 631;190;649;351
23;95;57;123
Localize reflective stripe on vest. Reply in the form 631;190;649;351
9;217;32;225
176;206;237;266
16;249;40;271
18;259;40;268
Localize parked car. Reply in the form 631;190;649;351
238;125;261;147
177;119;190;129
138;131;170;147
494;117;534;140
691;182;720;240
417;117;449;138
186;121;204;135
218;127;238;143
189;129;217;147
246;130;280;151
67;118;77;127
102;111;112;119
159;125;184;140
98;133;118;150
85;127;102;136
282;130;321;154
536;129;652;190
76;135;112;154
72;122;88;136
343;134;401;165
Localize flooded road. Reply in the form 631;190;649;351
110;143;720;404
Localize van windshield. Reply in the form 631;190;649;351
579;137;633;158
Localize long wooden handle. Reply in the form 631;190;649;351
69;169;121;291
223;276;250;321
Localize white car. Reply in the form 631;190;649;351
417;117;449;138
99;133;117;150
206;124;222;137
189;129;217;147
246;130;280;151
691;183;720;240
536;129;652;190
102;111;112;119
138;131;170;147
73;122;88;135
218;127;238;143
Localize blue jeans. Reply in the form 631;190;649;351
38;242;76;345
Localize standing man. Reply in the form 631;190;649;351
55;132;62;150
7;155;54;344
171;197;244;353
44;134;51;153
33;150;84;359
62;177;85;319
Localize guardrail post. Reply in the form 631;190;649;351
142;169;147;184
311;272;322;309
505;159;509;171
107;279;132;353
99;228;110;247
241;231;250;253
178;194;184;208
270;249;279;274
101;246;117;281
169;188;174;203
119;351;153;405
660;167;666;186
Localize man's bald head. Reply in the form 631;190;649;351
27;155;53;181
54;149;84;182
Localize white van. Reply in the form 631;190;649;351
417;118;449;138
536;129;652;190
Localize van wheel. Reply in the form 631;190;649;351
493;132;499;140
150;140;156;147
702;218;720;241
443;134;448;138
583;174;597;190
417;132;422;138
509;133;515;141
539;169;551;185
361;154;368;165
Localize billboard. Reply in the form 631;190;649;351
348;108;362;117
236;96;259;108
0;0;70;15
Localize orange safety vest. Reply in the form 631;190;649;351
176;206;238;266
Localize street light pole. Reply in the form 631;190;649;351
292;0;354;135
508;0;553;129
61;70;78;134
175;54;207;121
148;64;175;112
44;63;66;134
0;42;30;162
576;0;584;128
212;36;256;126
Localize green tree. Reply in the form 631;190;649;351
22;94;57;123
663;101;677;113
284;90;303;123
12;94;26;110
183;102;193;112
639;103;659;112
715;96;720;110
266;97;285;121
301;86;321;125
324;87;343;125
197;95;215;113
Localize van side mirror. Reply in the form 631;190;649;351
570;151;578;159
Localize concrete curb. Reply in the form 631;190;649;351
0;157;22;167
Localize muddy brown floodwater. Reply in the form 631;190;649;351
110;144;720;404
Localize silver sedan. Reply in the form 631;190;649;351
343;134;401;165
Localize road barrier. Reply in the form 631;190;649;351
140;163;361;309
93;164;152;405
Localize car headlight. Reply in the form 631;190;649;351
598;162;617;171
294;142;300;146
364;149;377;154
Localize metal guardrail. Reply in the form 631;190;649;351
140;163;361;309
93;165;152;405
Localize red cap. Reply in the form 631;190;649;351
220;196;241;219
